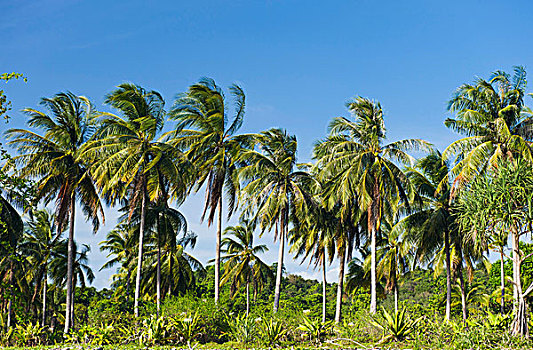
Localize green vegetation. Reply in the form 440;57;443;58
2;67;533;348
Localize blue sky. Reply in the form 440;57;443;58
2;0;533;288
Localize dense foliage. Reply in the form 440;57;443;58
2;66;533;348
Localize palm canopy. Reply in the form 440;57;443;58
220;220;272;297
168;77;250;223
82;83;188;206
6;92;104;232
314;97;431;223
49;241;95;288
239;128;312;233
144;231;204;296
402;151;453;265
443;66;533;192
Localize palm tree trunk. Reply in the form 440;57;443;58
125;270;131;303
156;214;161;318
64;196;75;333
322;251;327;323
134;185;147;318
246;281;250;317
214;197;222;304
335;247;346;323
7;262;13;328
459;268;467;323
394;282;399;314
42;265;47;327
273;215;285;313
70;283;75;329
500;247;505;316
369;180;379;314
444;229;452;321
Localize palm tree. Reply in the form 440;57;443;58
6;92;104;332
100;223;137;301
289;174;337;322
220;220;272;316
400;151;456;320
83;84;184;317
239;128;311;312
314;97;430;314
141;199;197;312
144;231;204;297
370;219;412;313
290;209;335;323
443;66;533;193
21;209;64;326
169;78;250;304
49;240;94;328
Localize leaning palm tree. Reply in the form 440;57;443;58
168;78;250;304
314;97;430;314
239;128;312;312
6;92;104;332
443;66;533;193
220;220;272;316
82;84;185;317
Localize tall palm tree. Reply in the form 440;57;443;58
220;220;272;316
314;97;430;314
169;78;250;304
83;84;184;317
239;128;311;312
443;66;533;193
6;92;104;332
21;209;64;326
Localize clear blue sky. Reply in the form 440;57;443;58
2;0;533;288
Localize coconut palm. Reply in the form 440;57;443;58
83;83;185;317
400;151;456;320
239;128;312;312
141;199;199;311
443;66;533;193
6;92;104;332
370;219;412;313
220;219;272;316
100;223;137;301
168;78;250;304
290;203;336;322
21;209;64;326
314;97;430;314
49;241;94;328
